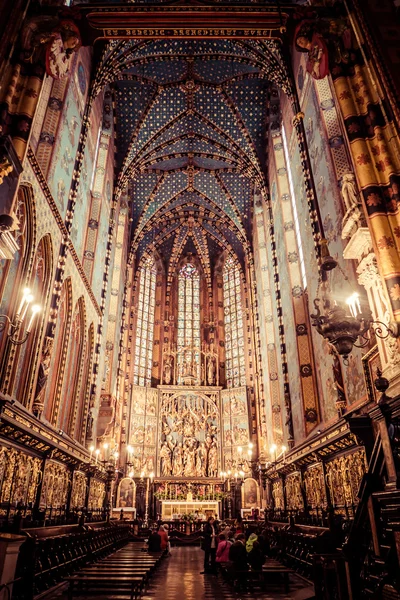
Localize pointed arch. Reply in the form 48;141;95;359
0;184;38;394
58;297;86;435
44;277;73;424
11;233;54;406
74;320;94;444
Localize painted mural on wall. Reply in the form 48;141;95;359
270;169;304;441
91;200;110;299
70;143;93;259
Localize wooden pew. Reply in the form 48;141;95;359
65;542;165;599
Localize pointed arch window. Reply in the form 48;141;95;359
134;257;156;386
177;263;200;383
223;256;246;388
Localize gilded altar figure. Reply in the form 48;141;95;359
163;355;173;385
160;442;172;476
208;439;218;477
196;442;207;477
183;412;196;438
207;356;215;385
172;442;184;477
184;439;197;477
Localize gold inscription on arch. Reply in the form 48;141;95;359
103;28;275;39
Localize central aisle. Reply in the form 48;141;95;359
143;546;231;600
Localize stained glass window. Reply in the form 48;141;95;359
134;257;156;386
177;263;200;383
223;256;246;388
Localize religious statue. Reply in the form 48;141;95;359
183;412;196;438
196;442;207;477
160;442;172;476
172;442;184;477
163;355;173;385
184;439;197;477
207;439;218;477
341;173;360;212
207;356;215;385
32;337;53;418
21;15;82;79
86;409;94;441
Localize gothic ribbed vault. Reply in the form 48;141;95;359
94;37;294;270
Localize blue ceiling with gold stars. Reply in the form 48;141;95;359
97;36;294;272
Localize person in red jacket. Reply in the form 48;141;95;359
158;525;169;552
216;533;231;564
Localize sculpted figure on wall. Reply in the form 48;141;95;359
160;442;172;477
341;173;360;213
196;442;207;477
33;337;54;418
159;391;220;477
172;442;184;477
163;355;173;385
184;438;197;477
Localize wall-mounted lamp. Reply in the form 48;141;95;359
311;290;399;361
0;288;40;345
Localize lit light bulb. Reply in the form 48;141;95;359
89;445;95;452
17;288;32;315
248;442;253;449
346;292;361;318
128;471;134;478
26;304;41;332
238;446;243;454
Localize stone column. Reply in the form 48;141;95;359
0;533;26;600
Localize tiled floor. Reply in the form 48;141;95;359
47;546;315;599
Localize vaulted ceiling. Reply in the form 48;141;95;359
94;33;295;273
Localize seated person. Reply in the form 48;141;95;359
246;532;258;553
148;527;162;552
158;525;168;550
248;540;265;571
216;533;231;564
229;534;249;590
229;533;248;569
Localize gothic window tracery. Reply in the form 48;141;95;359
223;256;245;388
134;256;156;386
177;262;200;384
